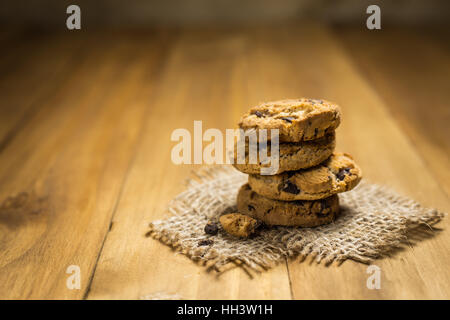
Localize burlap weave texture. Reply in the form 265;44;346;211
147;166;444;271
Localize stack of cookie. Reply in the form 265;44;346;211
230;98;362;230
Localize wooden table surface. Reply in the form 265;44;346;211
0;24;449;300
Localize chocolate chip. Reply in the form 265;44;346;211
281;116;295;123
254;111;263;118
316;211;329;218
314;128;318;137
336;171;345;181
204;222;218;235
336;168;351;181
282;181;300;194
320;199;330;210
248;205;255;211
286;171;296;178
198;239;213;246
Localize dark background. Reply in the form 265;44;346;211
0;0;449;28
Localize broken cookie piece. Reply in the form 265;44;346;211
219;213;259;238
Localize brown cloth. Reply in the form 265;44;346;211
147;166;444;272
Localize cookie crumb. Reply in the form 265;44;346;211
198;239;214;246
219;213;259;238
204;221;219;235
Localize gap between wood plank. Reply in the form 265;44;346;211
285;258;294;300
0;31;175;299
82;33;175;300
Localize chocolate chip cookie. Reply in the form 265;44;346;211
248;152;362;201
237;184;339;227
239;98;341;142
232;132;336;175
219;213;259;238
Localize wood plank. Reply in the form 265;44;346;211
0;32;88;147
0;32;168;299
335;27;450;197
86;28;292;300
3;26;448;300
239;24;449;299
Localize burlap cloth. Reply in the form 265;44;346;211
147;166;444;272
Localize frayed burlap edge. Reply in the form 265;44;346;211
147;166;445;272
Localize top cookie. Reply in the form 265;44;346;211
239;98;341;142
248;152;362;201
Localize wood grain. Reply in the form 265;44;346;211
0;32;85;144
335;27;450;197
0;25;448;300
0;32;168;299
239;24;449;299
86;28;292;300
